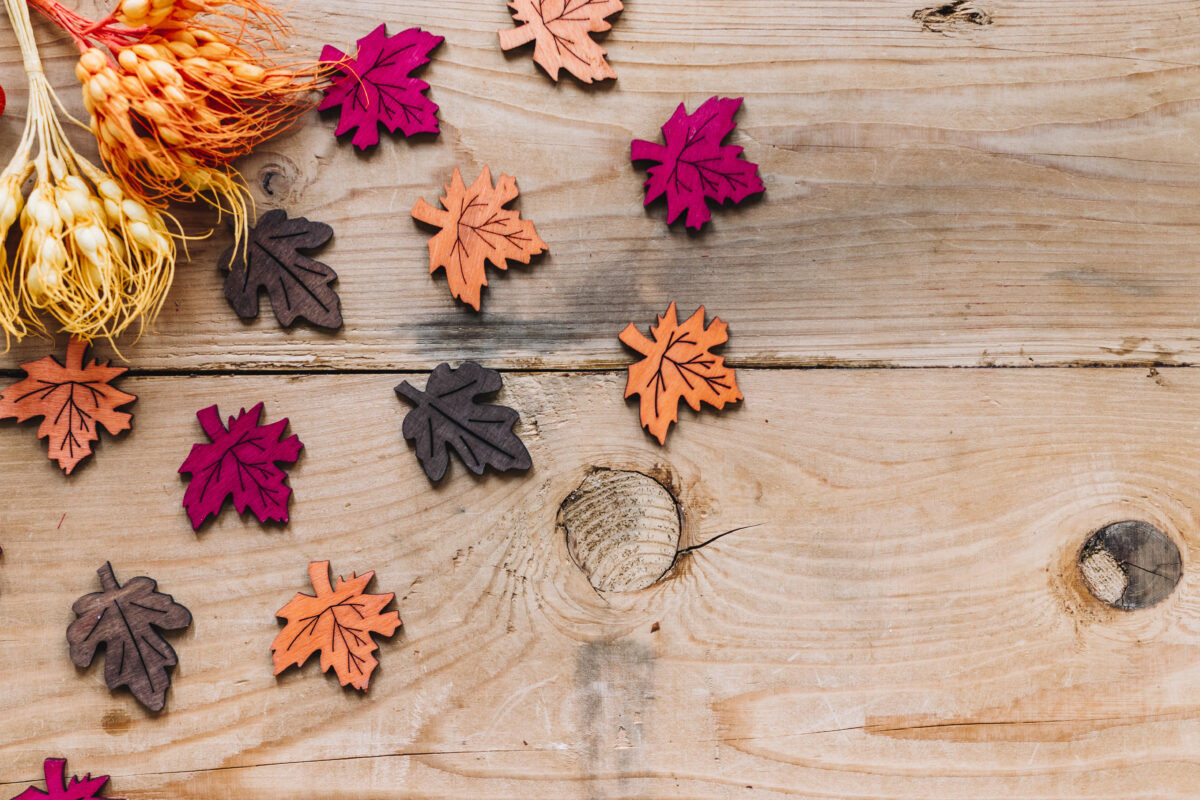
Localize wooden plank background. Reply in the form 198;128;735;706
3;0;1200;797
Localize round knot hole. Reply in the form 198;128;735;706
1079;520;1182;610
560;469;682;592
249;153;303;206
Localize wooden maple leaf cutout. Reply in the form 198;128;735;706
319;25;444;149
631;96;765;229
498;0;623;83
272;561;401;691
219;209;342;330
10;758;121;800
0;337;135;474
66;563;192;712
411;166;547;310
178;403;303;531
620;302;743;444
395;361;532;482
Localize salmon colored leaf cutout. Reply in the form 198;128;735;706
10;758;122;800
320;25;444;149
0;338;135;474
178;403;303;531
498;0;623;83
412;167;547;310
272;560;401;691
620;302;742;444
631;96;765;229
66;563;192;713
395;361;532;482
220;209;342;330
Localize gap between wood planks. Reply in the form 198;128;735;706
1;363;1196;378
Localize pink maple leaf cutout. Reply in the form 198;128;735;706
178;403;303;531
630;96;765;230
319;24;444;149
11;758;121;800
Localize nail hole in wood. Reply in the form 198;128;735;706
1078;520;1182;610
560;468;681;592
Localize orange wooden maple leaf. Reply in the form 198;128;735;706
0;338;135;474
498;0;623;83
411;166;547;310
619;302;743;445
272;561;401;691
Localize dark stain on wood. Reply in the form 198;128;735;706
100;709;133;736
574;640;653;792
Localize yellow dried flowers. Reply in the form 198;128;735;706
1;0;327;345
1;0;176;345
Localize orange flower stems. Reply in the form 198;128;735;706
25;0;146;51
27;0;328;253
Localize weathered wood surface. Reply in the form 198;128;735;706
3;0;1200;370
3;0;1200;798
2;370;1200;798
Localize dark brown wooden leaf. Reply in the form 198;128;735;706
66;562;192;712
219;209;342;329
394;362;532;482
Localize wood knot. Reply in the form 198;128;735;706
251;153;302;207
912;0;992;32
560;468;681;592
1079;520;1182;610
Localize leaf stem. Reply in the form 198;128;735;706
394;381;425;406
308;560;333;595
195;405;227;440
97;561;119;592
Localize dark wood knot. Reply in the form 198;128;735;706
1079;520;1182;610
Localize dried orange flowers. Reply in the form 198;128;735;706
0;0;326;345
69;0;324;237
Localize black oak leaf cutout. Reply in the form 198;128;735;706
219;209;343;329
66;562;192;712
394;362;532;482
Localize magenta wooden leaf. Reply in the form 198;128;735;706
630;96;765;229
178;403;303;531
10;758;120;800
319;24;444;149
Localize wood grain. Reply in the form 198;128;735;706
3;368;1200;797
3;1;1199;798
2;0;1200;369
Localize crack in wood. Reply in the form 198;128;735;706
0;747;559;786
